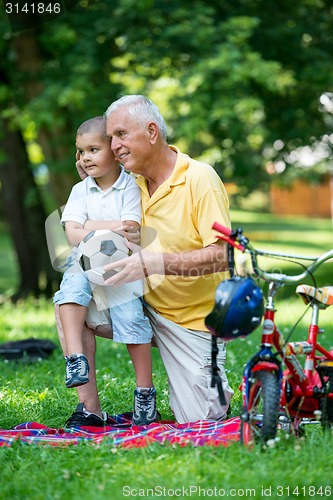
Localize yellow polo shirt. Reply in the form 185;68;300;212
136;146;230;331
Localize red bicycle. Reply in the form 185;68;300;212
213;222;333;445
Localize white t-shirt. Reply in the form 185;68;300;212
61;166;141;226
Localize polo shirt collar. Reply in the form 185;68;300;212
168;145;189;186
87;165;127;192
136;145;189;195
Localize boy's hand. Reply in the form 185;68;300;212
75;152;88;180
114;225;141;245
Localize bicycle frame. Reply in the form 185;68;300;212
277;300;333;418
212;222;333;442
250;282;333;421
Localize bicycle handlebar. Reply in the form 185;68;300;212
214;222;333;285
212;222;246;252
212;222;233;237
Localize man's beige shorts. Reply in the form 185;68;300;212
145;306;234;424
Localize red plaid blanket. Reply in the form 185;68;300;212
0;414;240;448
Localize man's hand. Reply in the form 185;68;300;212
103;240;228;286
103;242;164;286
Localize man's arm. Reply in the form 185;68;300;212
163;240;228;276
103;239;229;286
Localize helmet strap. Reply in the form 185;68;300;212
209;242;235;406
228;243;235;278
210;336;226;406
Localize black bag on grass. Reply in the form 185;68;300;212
0;338;57;362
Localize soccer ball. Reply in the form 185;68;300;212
77;229;129;285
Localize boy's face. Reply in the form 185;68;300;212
76;133;118;181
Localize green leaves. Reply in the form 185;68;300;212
1;0;332;195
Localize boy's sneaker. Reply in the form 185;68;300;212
132;387;158;425
64;403;108;428
65;354;89;388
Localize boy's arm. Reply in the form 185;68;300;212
65;220;140;246
84;219;140;244
64;220;91;246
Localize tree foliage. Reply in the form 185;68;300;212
0;0;332;296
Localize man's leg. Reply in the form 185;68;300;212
145;306;234;424
55;304;103;417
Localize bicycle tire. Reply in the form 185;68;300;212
320;376;333;429
240;370;280;446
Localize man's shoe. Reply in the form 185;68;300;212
132;387;158;425
64;403;108;428
65;354;89;388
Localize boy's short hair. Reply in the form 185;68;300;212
77;116;108;138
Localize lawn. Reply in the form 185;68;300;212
0;211;332;499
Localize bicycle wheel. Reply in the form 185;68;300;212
240;370;280;446
320;376;333;429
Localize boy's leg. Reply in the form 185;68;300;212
58;301;90;388
127;343;157;425
55;304;102;417
126;343;153;388
105;283;157;425
59;303;87;354
54;270;93;388
108;291;154;387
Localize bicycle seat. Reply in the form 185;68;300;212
296;284;333;308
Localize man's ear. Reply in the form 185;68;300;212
147;122;159;143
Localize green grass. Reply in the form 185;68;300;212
231;209;332;254
0;211;333;499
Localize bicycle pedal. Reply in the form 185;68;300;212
316;360;333;376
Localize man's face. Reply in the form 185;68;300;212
106;107;151;174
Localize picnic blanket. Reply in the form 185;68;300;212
0;413;240;448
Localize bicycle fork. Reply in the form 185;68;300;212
242;333;282;408
240;283;283;443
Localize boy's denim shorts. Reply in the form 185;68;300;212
54;268;153;345
53;270;93;307
108;297;153;344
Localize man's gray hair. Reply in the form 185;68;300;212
105;95;168;140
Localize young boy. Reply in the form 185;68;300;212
53;116;157;425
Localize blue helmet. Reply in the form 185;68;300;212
205;276;264;340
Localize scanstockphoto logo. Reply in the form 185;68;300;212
3;0;79;33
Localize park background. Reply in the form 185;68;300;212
0;1;333;499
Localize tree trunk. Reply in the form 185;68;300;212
0;27;73;298
0;118;60;299
12;26;76;208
